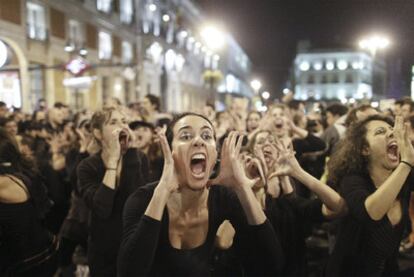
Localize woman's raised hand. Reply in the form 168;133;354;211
270;138;300;178
102;128;122;168
156;126;180;194
394;116;414;165
210;131;259;190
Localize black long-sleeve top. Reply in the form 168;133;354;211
117;182;284;277
265;193;325;276
326;172;414;276
77;148;147;276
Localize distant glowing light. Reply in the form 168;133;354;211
201;26;226;50
179;30;188;39
162;14;170;22
371;101;379;108
349;98;356;104
250;79;262;92
299;61;310;71
283;88;290;94
148;3;157;12
262;91;270;100
352;61;363;70
258;105;268;112
359;35;390;52
337;60;348;70
313;62;323;71
326;61;335;71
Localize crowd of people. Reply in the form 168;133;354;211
1;94;414;276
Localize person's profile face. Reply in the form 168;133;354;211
364;120;399;170
101;110;131;154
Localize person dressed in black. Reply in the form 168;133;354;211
77;108;147;276
326;115;414;276
117;113;283;276
215;130;346;276
0;128;57;276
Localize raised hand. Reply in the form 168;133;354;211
242;154;265;187
76;128;89;153
254;144;269;176
394;116;414;165
102;128;122;168
155;126;180;195
271;138;300;177
210;131;259;190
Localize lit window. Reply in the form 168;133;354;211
68;19;84;47
26;2;47;40
326;61;335;71
97;0;112;13
337;60;348;70
299;61;310;71
120;0;133;24
313;62;323;71
122;41;133;63
99;31;112;60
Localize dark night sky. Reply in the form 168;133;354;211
197;0;414;98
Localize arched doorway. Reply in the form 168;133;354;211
0;36;30;112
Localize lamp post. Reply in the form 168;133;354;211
250;79;262;94
200;25;226;105
358;34;390;100
358;35;390;57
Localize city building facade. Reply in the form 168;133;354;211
293;49;387;103
0;0;140;112
0;0;253;113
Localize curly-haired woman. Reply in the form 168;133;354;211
326;114;414;276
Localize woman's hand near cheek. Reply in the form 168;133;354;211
209;132;260;190
145;127;180;221
155;126;180;195
102;128;122;169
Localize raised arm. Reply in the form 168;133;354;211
271;139;347;217
364;116;414;220
118;128;179;276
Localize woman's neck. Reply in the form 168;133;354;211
369;162;393;188
169;187;209;215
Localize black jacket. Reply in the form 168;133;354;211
77;148;148;276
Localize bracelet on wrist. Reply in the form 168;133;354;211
106;167;117;171
400;160;414;169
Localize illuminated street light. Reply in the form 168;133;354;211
262;91;270;100
148;3;157;12
359;35;390;56
162;14;170;22
201;25;226;50
250;79;262;93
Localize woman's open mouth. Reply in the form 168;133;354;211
386;142;399;162
190;153;207;178
274;119;284;129
119;130;129;149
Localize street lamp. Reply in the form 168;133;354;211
358;35;390;56
250;79;262;94
262;91;270;100
201;25;226;50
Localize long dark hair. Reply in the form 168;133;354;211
328;114;394;186
0;128;51;218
